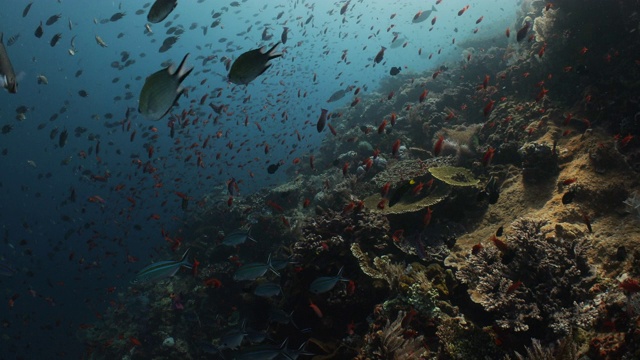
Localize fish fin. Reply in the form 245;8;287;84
432;5;437;12
266;42;282;60
258;64;272;77
175;53;193;81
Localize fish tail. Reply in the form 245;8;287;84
176;53;193;82
267;42;282;60
179;248;193;269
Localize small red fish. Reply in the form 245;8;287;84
423;207;433;227
476;16;483;24
391;139;401;157
490;235;509;253
378;119;388;134
419;89;428;103
350;97;360;107
562;178;577;185
377;199;386;209
431;16;437;25
458;5;469;16
342;162;349;177
327;123;337;136
505;27;510;38
387;91;394;100
506;280;523;295
482;147;495;167
381;182;391;198
538;43;546;58
482;74;489;89
471;242;483;255
303;198;311;208
390;112;397;126
483;100;495;117
309;155;315;170
309;299;323;318
434;135;444;156
391;229;404;242
203;278;222;288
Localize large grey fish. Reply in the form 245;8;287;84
0;33;18;93
132;248;192;283
147;0;177;24
412;5;437;23
228;42;281;85
138;53;193;121
309;266;349;294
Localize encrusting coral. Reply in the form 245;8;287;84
456;218;597;337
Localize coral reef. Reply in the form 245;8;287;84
519;142;559;184
456;218;597;337
356;311;429;360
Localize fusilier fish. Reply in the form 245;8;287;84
222;228;256;247
147;0;178;24
309;266;349;294
138;53;193;120
132;248;192;283
234;255;280;281
0;33;18;93
253;282;282;297
228;42;282;85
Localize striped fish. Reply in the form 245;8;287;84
132;248;192;283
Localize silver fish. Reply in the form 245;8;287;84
412;5;437;24
228;42;281;85
222;228;255;247
0;33;18;93
217;329;247;350
132;248;192;283
234;255;279;281
138;53;193;121
253;282;282;298
147;0;177;24
309;266;349;294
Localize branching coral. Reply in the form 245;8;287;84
456;218;596;336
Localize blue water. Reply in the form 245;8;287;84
0;0;518;358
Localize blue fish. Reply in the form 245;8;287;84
132;248;192;283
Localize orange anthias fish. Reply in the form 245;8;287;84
391;139;401;156
483;99;495;117
419;89;428;103
482;147;495;167
434;135;444;156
